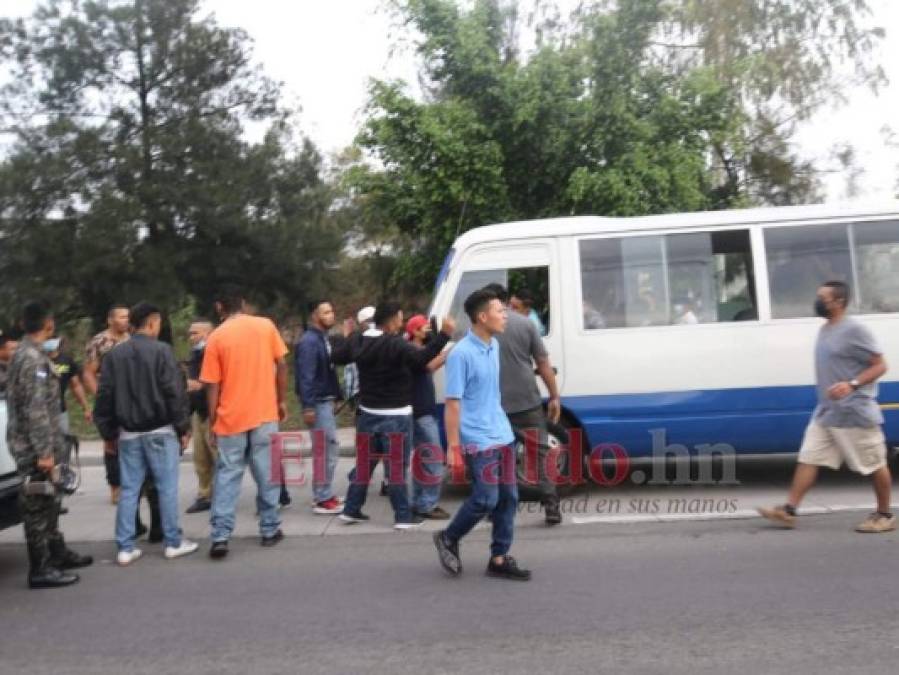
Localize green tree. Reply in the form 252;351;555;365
0;0;342;327
350;0;883;286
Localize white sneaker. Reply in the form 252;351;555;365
164;539;199;560
117;548;143;566
394;518;425;531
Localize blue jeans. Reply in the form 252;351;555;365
445;446;518;558
344;412;413;523
116;432;181;551
411;414;445;513
210;422;281;541
311;400;340;503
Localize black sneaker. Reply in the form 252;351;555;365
186;498;211;514
544;498;562;526
209;540;229;560
394;515;425;531
414;506;451;520
486;555;531;581
433;530;462;576
338;511;370;524
261;529;284;547
379;481;388;497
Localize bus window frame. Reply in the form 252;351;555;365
575;223;763;335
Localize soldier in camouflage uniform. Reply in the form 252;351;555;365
7;302;92;589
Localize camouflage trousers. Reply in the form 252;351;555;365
18;488;65;571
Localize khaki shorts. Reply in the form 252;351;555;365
797;421;888;475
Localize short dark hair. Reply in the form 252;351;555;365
374;302;402;327
822;280;850;307
214;284;245;315
129;302;161;329
464;289;499;324
306;300;331;316
107;303;129;318
482;283;509;304
512;287;535;307
22;301;51;334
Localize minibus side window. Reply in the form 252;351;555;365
854;220;899;314
667;229;757;323
448;266;551;337
765;224;852;319
579;236;666;329
579;229;757;328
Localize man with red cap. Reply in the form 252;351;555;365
406;315;451;519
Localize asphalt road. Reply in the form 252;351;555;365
2;512;899;675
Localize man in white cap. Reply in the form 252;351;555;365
343;306;374;406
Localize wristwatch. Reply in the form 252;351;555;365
849;378;861;390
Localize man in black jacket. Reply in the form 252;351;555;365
333;302;454;529
94;302;197;566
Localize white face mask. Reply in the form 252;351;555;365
192;340;206;351
42;338;61;353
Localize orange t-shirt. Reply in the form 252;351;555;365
200;314;289;436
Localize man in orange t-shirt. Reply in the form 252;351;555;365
201;286;289;560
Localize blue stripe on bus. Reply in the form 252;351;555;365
559;381;899;457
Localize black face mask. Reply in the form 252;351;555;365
814;298;831;319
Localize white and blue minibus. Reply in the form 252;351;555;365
428;202;899;475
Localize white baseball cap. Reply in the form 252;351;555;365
357;306;375;324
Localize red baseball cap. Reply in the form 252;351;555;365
405;314;429;340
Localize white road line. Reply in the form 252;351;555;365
570;504;887;526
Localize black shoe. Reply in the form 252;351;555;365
433;530;462;576
28;567;80;589
544;498;562;526
394;515;425;530
415;506;451;520
209;541;229;559
338;511;370;524
279;489;292;507
261;529;284;547
379;481;388;497
486;555;531;581
186;498;211;514
53;549;94;570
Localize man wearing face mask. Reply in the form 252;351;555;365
759;280;893;533
7;302;92;588
185;320;214;514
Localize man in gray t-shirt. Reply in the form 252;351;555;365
814;318;884;428
760;280;893;533
484;284;563;526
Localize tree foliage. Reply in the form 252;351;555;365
350;0;883;286
0;0;342;327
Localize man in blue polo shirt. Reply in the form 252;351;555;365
433;288;531;581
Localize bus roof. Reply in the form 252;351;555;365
453;201;899;250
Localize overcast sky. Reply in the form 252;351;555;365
4;0;898;201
